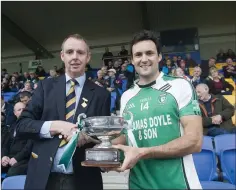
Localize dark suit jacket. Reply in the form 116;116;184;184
2;123;33;161
1;122;33;176
16;75;111;190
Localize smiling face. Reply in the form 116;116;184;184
131;40;161;84
61;37;91;78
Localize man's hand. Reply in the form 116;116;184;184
211;115;222;125
50;121;78;138
9;158;17;166
111;144;143;172
77;132;100;147
1;156;10;167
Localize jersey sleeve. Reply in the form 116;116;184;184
178;79;201;117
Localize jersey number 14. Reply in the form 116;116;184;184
141;102;149;111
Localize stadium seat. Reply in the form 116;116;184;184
223;95;235;125
2;92;17;102
201;181;236;189
1;173;7;179
214;134;236;185
215;63;227;70
189;68;194;76
192;136;218;181
2;175;26;189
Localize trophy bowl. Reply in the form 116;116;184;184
81;116;128;168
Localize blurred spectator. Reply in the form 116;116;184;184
21;72;31;83
19;91;32;105
222;58;236;79
19;81;33;93
102;47;113;66
200;57;216;79
4;73;10;80
33;82;38;90
172;56;178;68
1;68;8;76
29;72;38;84
118;45;128;60
107;60;113;70
225;49;236;60
118;62;128;80
48;69;57;79
216;49;226;62
1;112;9;149
105;69;123;112
101;66;109;80
85;64;94;80
172;67;190;81
125;60;136;89
1;78;11;92
1;95;16;126
191;66;206;88
179;59;190;75
162;59;175;75
9;76;23;92
35;66;47;77
93;70;106;87
206;67;234;95
113;60;121;76
196;83;235;136
185;53;197;68
1;102;33;177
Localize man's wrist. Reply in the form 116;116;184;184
49;121;61;136
138;147;152;160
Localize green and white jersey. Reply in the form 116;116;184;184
120;72;202;190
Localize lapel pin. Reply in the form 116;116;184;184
81;102;87;108
31;152;38;159
82;98;88;102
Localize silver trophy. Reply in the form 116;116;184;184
80;116;128;168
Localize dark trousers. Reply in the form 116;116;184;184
206;127;236;137
46;173;77;190
2;160;28;177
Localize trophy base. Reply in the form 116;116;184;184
82;148;121;168
81;161;121;168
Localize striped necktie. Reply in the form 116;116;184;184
59;79;78;147
66;79;78;123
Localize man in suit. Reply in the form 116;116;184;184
16;34;111;190
1;102;33;176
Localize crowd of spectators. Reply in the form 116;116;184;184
1;45;235;178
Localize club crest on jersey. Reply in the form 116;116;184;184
158;93;167;104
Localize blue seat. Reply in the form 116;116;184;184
192;136;218;181
2;175;26;189
2;92;17;102
201;181;236;189
214;134;236;185
1;173;7;179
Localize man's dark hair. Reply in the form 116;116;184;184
130;30;161;57
19;91;32;99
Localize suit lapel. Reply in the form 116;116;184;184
55;75;66;121
73;79;95;123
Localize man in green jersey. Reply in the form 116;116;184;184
111;30;203;189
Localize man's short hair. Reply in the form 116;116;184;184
196;83;209;92
61;33;90;52
194;66;202;72
130;30;161;57
19;91;32;99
